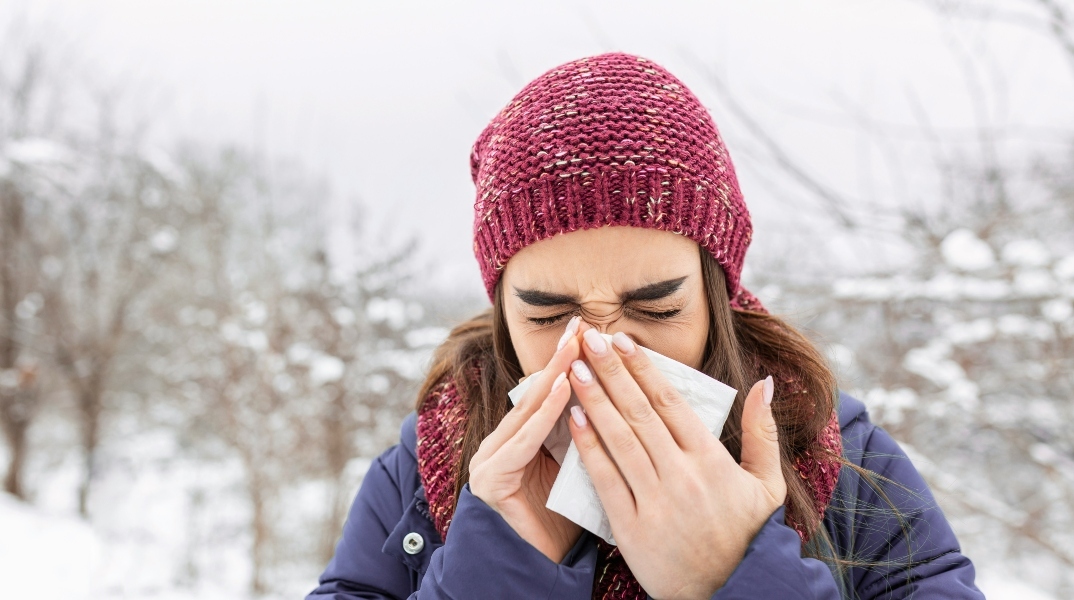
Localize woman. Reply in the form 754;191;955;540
308;52;984;599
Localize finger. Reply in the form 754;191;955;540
479;317;581;456
568;405;637;526
493;371;573;470
579;328;678;470
610;331;712;452
568;358;659;492
739;376;787;503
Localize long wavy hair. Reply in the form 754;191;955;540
415;244;906;592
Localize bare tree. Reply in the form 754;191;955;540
0;19;70;501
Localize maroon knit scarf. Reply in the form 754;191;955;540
415;360;842;599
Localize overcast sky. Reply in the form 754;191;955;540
11;0;1074;299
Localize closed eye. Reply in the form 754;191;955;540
527;308;681;327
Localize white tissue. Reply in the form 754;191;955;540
507;333;737;545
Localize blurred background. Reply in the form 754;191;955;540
0;1;1072;598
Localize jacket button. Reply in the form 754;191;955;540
403;532;424;555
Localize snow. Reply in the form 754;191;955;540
1013;269;1057;296
941;229;995;271
308;353;345;386
0;418;327;599
331;306;356;326
3;138;74;165
944;318;995;345
151;227;179;254
405;326;450;348
0;493;102;600
366;297;410;329
976;571;1059;600
1041;298;1073;323
1055;255;1074;280
832;274;1013;301
862;387;918;425
903;340;965;386
287;342;314;364
1002;239;1050;267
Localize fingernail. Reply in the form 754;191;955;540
571;360;593;383
552;371;567;392
763;375;774;407
557;316;581;350
582;328;607;354
571;405;587;427
611;331;635;354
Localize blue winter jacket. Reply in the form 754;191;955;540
307;393;985;599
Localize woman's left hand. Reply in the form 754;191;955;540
565;324;786;600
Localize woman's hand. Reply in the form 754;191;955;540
468;318;585;564
565;323;786;599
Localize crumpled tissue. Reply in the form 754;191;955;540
507;332;737;545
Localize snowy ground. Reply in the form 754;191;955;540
0;412;329;599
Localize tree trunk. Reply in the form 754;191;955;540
319;386;351;563
248;467;270;595
77;384;102;517
0;388;32;499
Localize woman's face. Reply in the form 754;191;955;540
502;226;710;376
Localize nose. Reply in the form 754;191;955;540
578;317;627;338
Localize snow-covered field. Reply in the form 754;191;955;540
0;416;334;599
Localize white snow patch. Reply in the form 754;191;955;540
4;138;74;165
941;229;995;271
903;341;964;386
308;353;345;386
151;227;179;254
406;326;450;348
944;318;995;345
1055;255;1074;280
1013;269;1056;296
1001;239;1050;267
862;387;918;425
976;570;1058;600
0;493;102;600
366;297;409;329
332;306;356;326
1041;299;1072;323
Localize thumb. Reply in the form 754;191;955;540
739;376;787;503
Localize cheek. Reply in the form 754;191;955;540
633;307;709;370
506;317;556;377
643;326;707;369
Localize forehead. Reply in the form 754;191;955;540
502;226;701;294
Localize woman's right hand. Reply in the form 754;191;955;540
468;317;584;563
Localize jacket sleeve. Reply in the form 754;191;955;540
710;506;840;599
415;483;598;599
712;420;984;599
307;441;598;600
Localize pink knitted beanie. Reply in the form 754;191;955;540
470;52;757;307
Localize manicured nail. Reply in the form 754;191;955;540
571;405;587;427
582;328;607;354
571;360;593;383
763;375;774;407
557;316;581;350
611;331;635;354
551;371;567;392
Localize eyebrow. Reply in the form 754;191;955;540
513;276;688;307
